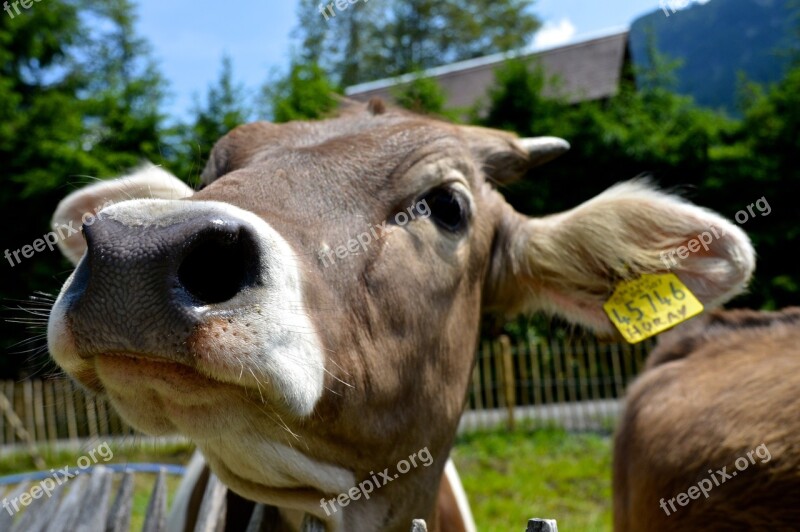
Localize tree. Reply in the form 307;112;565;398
713;64;800;309
172;56;252;184
0;0;171;377
262;62;340;123
478;58;563;135
392;73;450;117
292;0;540;85
79;0;168;174
436;0;541;62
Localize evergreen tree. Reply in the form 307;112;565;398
292;0;540;85
262;62;340;123
80;0;168;173
392;73;450;117
173;56;251;184
0;0;170;377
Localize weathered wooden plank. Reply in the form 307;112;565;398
142;468;168;532
10;479;64;532
551;338;566;406
517;336;531;406
492;339;505;409
563;340;579;428
22;380;35;440
481;340;494;411
527;518;558;532
74;465;113;532
106;470;135;532
85;394;99;439
586;338;602;421
469;347;484;414
528;332;543;409
499;335;516;430
575;339;591;428
32;379;46;443
0;390;46;469
410;519;428;532
244;503;267;532
43;380;58;444
62;380;79;442
193;473;227;532
300;514;326;532
0;481;31;531
621;342;635;391
541;339;554;408
96;397;110;436
47;473;89;532
610;343;624;399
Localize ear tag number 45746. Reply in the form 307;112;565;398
603;273;704;344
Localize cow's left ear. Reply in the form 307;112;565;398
52;164;194;265
485;180;756;333
201;121;279;186
459;125;570;183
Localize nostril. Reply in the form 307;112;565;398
177;225;260;305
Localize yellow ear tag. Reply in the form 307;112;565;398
603;273;704;344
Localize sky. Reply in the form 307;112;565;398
134;0;698;121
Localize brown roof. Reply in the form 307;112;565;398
346;29;630;112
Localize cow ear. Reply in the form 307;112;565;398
485;180;755;333
201;121;279;186
460;125;570;183
52;164;193;265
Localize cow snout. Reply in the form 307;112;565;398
63;213;262;359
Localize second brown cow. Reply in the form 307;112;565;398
614;307;800;531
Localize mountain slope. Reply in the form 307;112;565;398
629;0;797;113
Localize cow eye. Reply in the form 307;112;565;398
420;188;468;233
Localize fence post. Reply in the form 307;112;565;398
527;518;558;531
410;519;428;531
0;391;46;469
499;335;516;430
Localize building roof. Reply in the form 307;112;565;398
345;27;630;110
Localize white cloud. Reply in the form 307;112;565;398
533;18;577;48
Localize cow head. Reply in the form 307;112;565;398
47;103;754;531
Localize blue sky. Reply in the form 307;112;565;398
134;0;696;121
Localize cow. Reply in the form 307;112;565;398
47;101;755;531
613;307;800;531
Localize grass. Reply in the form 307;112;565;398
0;428;612;530
452;424;613;532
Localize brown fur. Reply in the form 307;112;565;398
613;308;800;531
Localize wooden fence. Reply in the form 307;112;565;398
0;463;559;531
0;335;655;445
462;333;656;432
0;379;134;446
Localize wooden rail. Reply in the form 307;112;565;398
0;464;557;531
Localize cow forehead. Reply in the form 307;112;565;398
195;119;491;228
202;110;482;193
